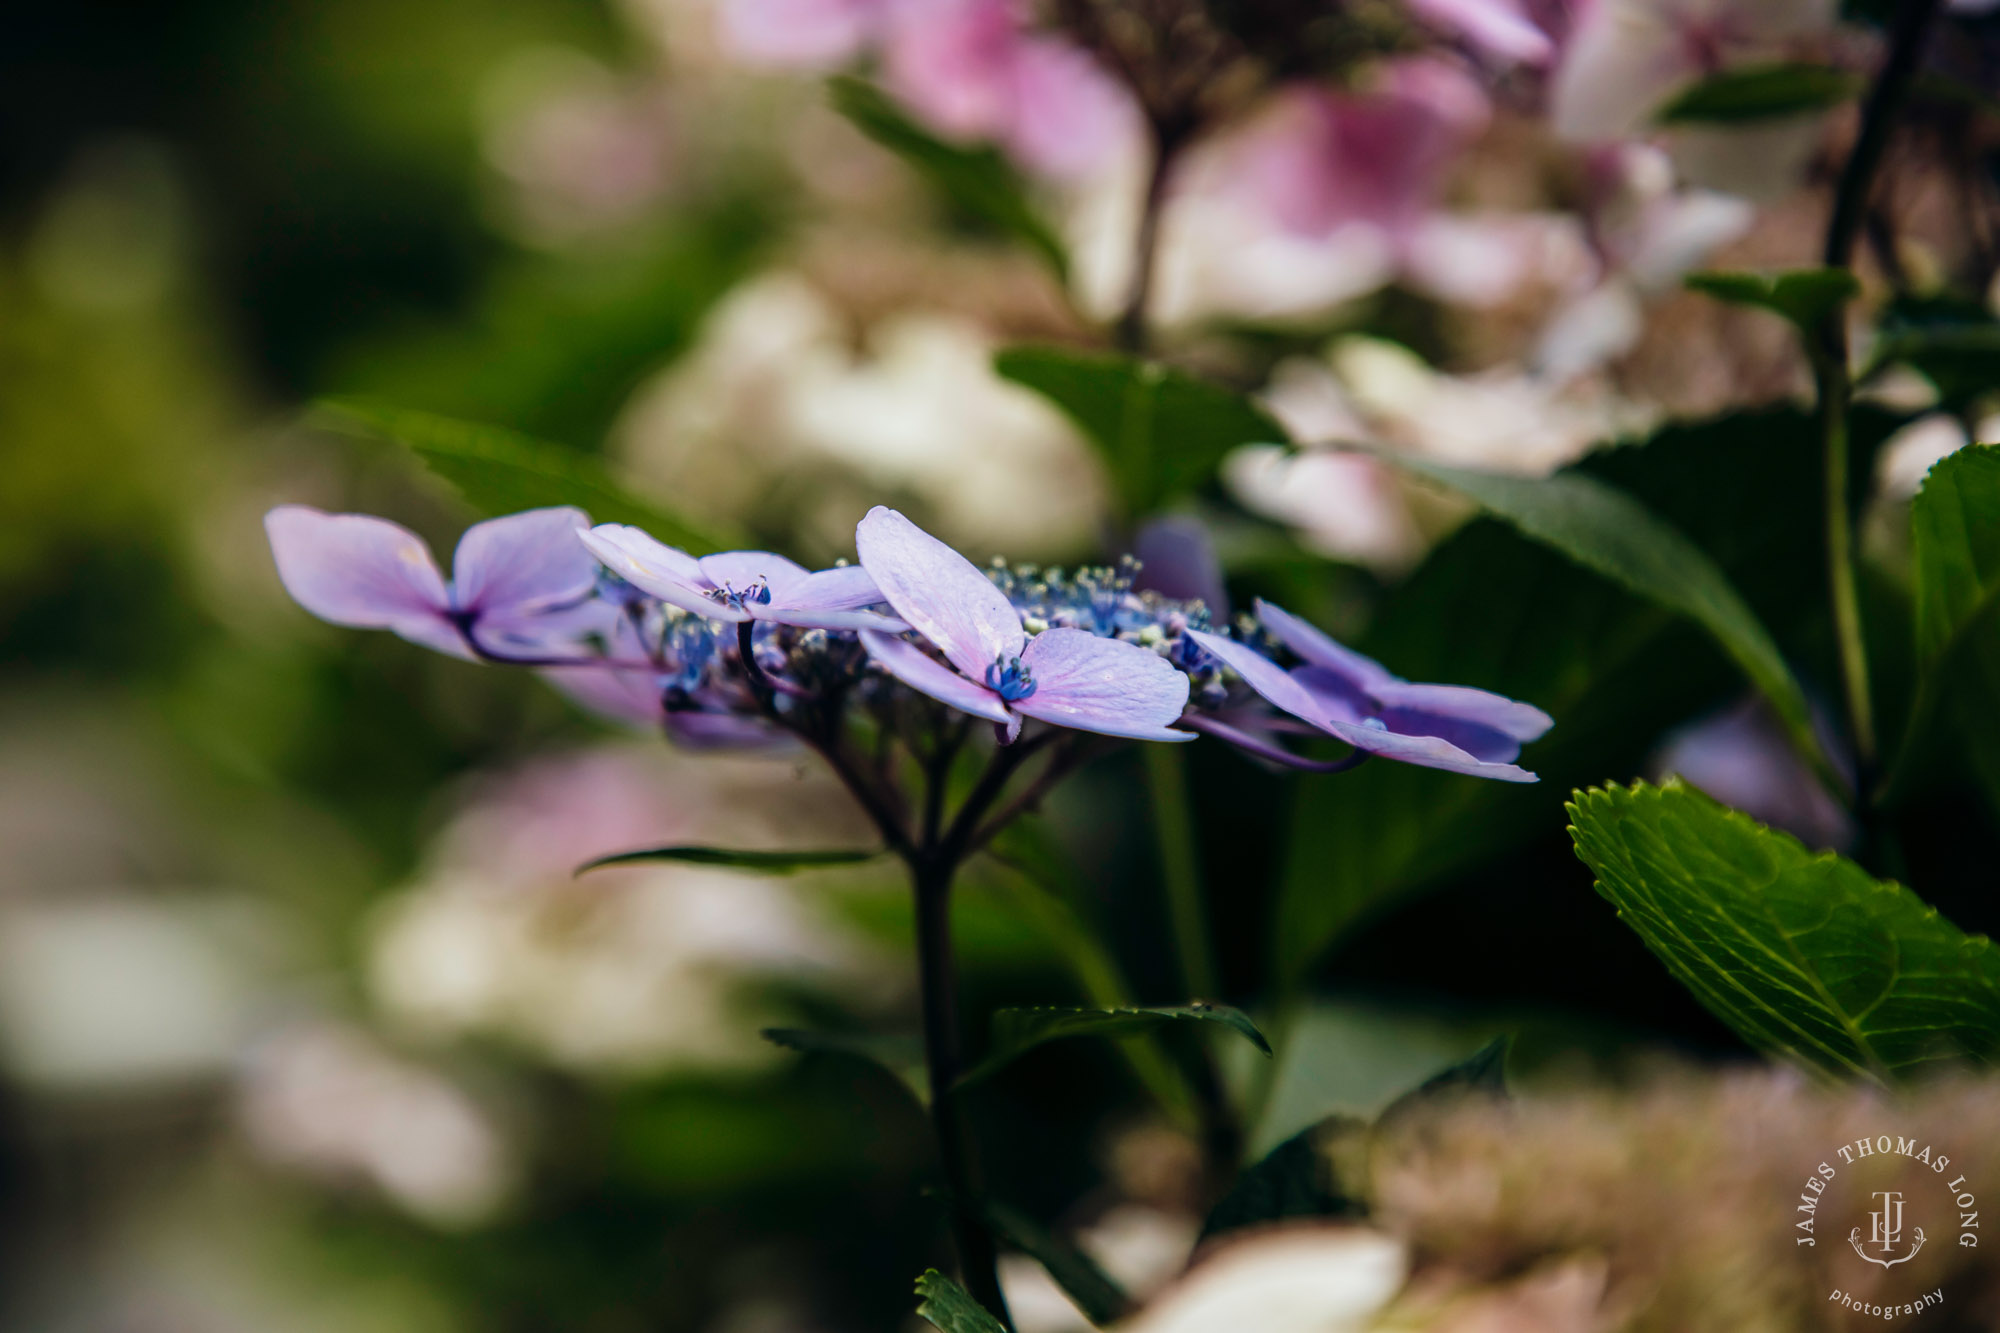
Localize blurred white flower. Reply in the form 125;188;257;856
1874;412;1976;500
1000;1205;1203;1333
239;1022;512;1227
0;896;264;1092
617;271;1106;555
1550;0;1840;200
1232;340;1649;570
366;746;880;1073
1120;1225;1406;1333
1534;144;1755;379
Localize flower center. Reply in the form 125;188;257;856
985;655;1037;702
710;579;774;612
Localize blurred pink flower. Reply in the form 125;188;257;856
717;0;1138;179
882;0;1138;180
717;0;884;67
1408;0;1558;65
1241;60;1491;241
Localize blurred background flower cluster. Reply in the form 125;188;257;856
10;0;2000;1329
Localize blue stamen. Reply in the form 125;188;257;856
985;655;1037;702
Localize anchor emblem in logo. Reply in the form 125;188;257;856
1850;1191;1927;1269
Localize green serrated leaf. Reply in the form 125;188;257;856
1376;1036;1509;1127
914;1270;1009;1333
959;1003;1271;1088
1201;1114;1371;1240
1887;445;2000;810
761;1028;928;1107
995;346;1288;518
576;846;882;875
1685;267;1861;331
1371;450;1834;788
829;76;1067;281
314;398;737;554
981;1200;1131;1325
1657;62;1864;124
1569;781;2000;1082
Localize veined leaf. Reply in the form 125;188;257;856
1889;445;2000;809
577;845;882;875
981;1199;1131;1325
316;398;737;554
959;1003;1270;1088
1685;267;1860;332
914;1270;1009;1333
1373;450;1832;786
761;1028;928;1107
1569;781;2000;1082
1657;62;1863;124
829;76;1067;281
995;346;1288;518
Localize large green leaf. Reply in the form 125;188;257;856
578;845;882;875
959;1003;1270;1088
1275;407;1906;986
1657;63;1864;124
914;1270;1009;1333
316;398;737;553
995;346;1288;517
1891;444;2000;809
980;1200;1131;1326
1569;781;2000;1081
829;77;1067;281
1375;450;1832;785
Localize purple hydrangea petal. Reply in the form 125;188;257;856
856;506;1025;680
1186;629;1337;728
1131;516;1229;618
580;525;739;621
697;550;812;600
451;507;596;618
762;565;911;632
665;710;799;752
1012;628;1195;742
1313;715;1539;782
858;629;1012;726
1254;598;1396;690
540;663;666;727
265;505;471;659
1369;681;1554;744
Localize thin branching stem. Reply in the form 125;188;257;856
1816;0;1946;794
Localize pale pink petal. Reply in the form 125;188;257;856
1550;1;1695;139
763;565;911;631
855;506;1025;679
716;0;881;69
882;0;1014;141
1012;628;1194;742
266;506;468;658
540;663;665;727
858;629;1012;725
452;507;595;616
1370;680;1554;743
579;524;737;621
1314;713;1539;780
1409;0;1555;63
1000;37;1138;180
